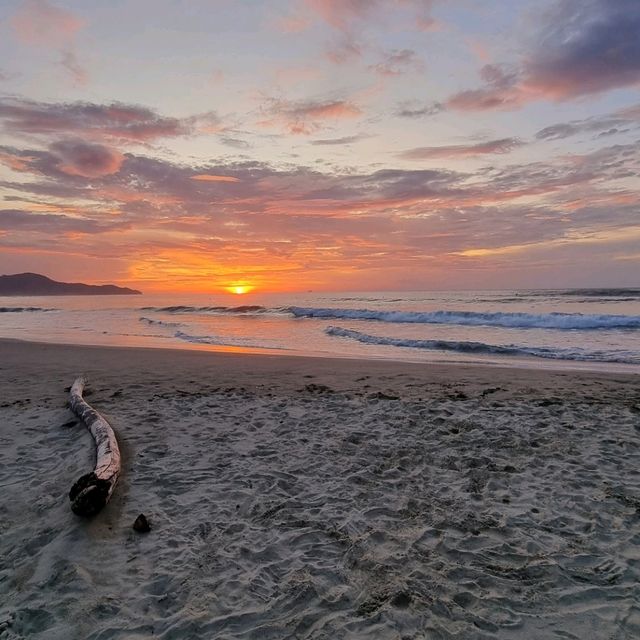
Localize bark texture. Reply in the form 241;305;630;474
68;376;121;516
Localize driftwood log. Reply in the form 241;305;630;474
68;376;121;516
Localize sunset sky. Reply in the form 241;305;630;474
0;0;639;292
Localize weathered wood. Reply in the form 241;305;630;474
68;376;121;516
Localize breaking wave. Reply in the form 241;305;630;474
291;307;640;330
139;316;182;328
174;330;226;345
325;326;639;364
173;330;285;351
544;288;640;298
141;305;269;314
142;304;640;329
0;307;55;313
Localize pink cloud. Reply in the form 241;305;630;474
447;85;525;112
305;0;378;31
11;1;88;86
0;150;34;172
296;100;361;119
0;97;202;143
261;98;362;135
274;13;311;33
415;15;440;31
447;64;524;111
3;134;638;292
11;0;84;47
50;140;123;177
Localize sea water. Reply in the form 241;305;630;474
1;289;639;372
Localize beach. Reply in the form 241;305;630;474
1;339;639;639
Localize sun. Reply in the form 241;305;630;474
226;284;253;295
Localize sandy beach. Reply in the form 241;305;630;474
1;339;639;639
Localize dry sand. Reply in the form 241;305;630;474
1;339;639;639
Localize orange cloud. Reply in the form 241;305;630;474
190;174;241;183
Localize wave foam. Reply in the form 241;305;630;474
139;316;182;328
325;326;638;364
173;330;284;351
291;307;640;330
141;305;268;314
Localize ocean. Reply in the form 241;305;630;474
1;288;639;372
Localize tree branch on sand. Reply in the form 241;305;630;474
68;376;121;516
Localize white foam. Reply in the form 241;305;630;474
292;307;640;330
325;326;639;364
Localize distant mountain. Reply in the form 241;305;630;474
0;273;142;296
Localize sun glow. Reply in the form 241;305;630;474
227;284;253;295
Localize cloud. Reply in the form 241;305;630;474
415;15;440;31
325;36;363;64
305;0;378;31
310;134;369;145
310;1;441;64
306;0;441;32
447;64;522;111
523;0;640;100
10;0;84;47
7;137;636;219
218;135;251;149
3;135;638;287
0;140;123;179
400;138;524;160
191;174;241;183
49;140;123;177
11;1;89;86
395;101;444;118
185;111;223;134
369;49;423;77
447;0;640;111
287;99;361;119
0;97;212;143
0;208;125;235
536;104;640;140
274;13;311;33
0;150;33;172
261;98;362;135
60;50;88;87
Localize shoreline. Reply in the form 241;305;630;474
2;335;639;377
2;338;640;638
1;338;639;394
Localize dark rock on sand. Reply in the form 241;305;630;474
390;591;412;608
133;514;151;533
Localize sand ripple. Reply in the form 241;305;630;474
1;358;640;638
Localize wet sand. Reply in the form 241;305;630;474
1;339;639;639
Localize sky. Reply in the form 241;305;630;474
0;0;639;293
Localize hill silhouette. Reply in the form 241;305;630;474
0;273;142;296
